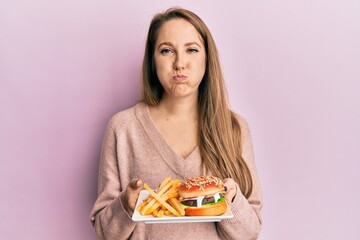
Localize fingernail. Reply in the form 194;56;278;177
136;180;143;187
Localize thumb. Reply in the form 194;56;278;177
129;179;143;190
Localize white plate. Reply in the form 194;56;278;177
132;190;233;224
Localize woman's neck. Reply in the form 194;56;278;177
151;94;198;121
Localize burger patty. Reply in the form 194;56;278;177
181;194;223;207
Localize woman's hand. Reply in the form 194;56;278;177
223;178;237;204
120;179;143;217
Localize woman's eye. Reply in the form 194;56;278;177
188;48;199;53
160;48;173;54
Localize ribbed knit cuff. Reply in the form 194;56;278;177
104;194;136;234
227;184;247;222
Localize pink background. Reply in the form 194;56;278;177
1;1;359;239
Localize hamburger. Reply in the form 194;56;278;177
179;176;227;216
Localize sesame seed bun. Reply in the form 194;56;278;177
179;176;224;199
178;176;227;216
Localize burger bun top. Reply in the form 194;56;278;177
179;176;224;199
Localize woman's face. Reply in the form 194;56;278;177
154;18;206;100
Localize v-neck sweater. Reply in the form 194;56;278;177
90;102;262;240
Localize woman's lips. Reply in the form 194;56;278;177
173;75;187;81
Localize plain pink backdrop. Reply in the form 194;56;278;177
1;1;359;239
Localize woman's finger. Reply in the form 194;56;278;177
223;178;237;203
121;179;143;217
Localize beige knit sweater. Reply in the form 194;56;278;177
90;102;262;240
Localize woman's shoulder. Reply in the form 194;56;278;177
107;102;146;129
232;111;251;130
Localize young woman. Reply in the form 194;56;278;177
90;8;262;240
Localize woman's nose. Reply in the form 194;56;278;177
173;53;185;70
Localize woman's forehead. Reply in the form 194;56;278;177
155;19;204;47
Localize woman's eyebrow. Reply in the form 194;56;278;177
157;42;173;50
184;42;202;48
157;41;202;49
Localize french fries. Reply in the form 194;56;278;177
137;176;185;217
168;197;185;216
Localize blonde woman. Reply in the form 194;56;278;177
90;8;262;240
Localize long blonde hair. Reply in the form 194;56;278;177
141;8;253;198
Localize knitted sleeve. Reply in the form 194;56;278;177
89;116;137;240
216;116;263;240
